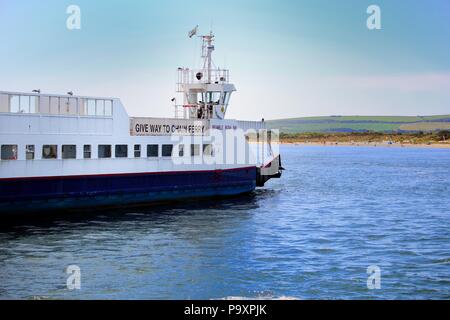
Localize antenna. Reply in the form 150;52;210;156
188;25;198;38
188;26;216;83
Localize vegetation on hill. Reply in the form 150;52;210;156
267;115;450;133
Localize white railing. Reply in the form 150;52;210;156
236;120;266;131
0;91;114;117
177;68;229;91
173;104;217;120
174;105;188;119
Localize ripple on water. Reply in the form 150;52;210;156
0;146;449;299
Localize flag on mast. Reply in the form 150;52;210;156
188;25;198;38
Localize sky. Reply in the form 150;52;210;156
0;0;449;120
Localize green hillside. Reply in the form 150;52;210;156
266;115;450;133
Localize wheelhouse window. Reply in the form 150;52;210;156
162;144;173;157
191;144;200;156
98;145;111;158
62;145;76;159
1;145;18;160
206;92;222;104
203;144;214;156
26;145;35;160
222;92;230;105
178;144;184;157
42;145;57;159
115;145;128;158
197;92;222;105
147;144;158;158
134;145;141;158
83;145;91;159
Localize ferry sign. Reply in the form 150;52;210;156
130;118;208;136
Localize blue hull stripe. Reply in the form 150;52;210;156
0;167;257;212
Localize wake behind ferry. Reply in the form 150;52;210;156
0;29;282;214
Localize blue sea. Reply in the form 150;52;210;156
0;145;449;299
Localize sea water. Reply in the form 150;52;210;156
0;145;449;299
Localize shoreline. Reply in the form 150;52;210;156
276;132;450;149
280;141;450;149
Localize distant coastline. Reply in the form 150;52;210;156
267;115;450;133
279;132;450;149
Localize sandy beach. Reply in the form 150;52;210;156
281;141;450;149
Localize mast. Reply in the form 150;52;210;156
177;27;235;120
201;31;215;84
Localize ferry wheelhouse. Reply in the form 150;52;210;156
0;30;282;214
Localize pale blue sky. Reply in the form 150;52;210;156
1;0;449;120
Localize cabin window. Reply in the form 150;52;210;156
62;145;76;159
162;144;173;157
84;145;91;159
96;100;105;116
134;145;141;158
61;98;77;115
79;99;86;115
21;96;36;113
203;144;214;156
115;145;128;158
0;94;9;113
20;96;29;113
26;145;35;160
29;96;37;113
147;144;158;157
9;96;20;113
98;145;111;158
7;95;37;113
178;144;184;157
39;96;50;114
50;97;60;114
1;145;18;160
191;144;200;156
42;145;57;159
104;100;113;116
87;99;96;116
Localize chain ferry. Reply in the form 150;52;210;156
0;29;282;214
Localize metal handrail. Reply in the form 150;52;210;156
177;68;229;90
